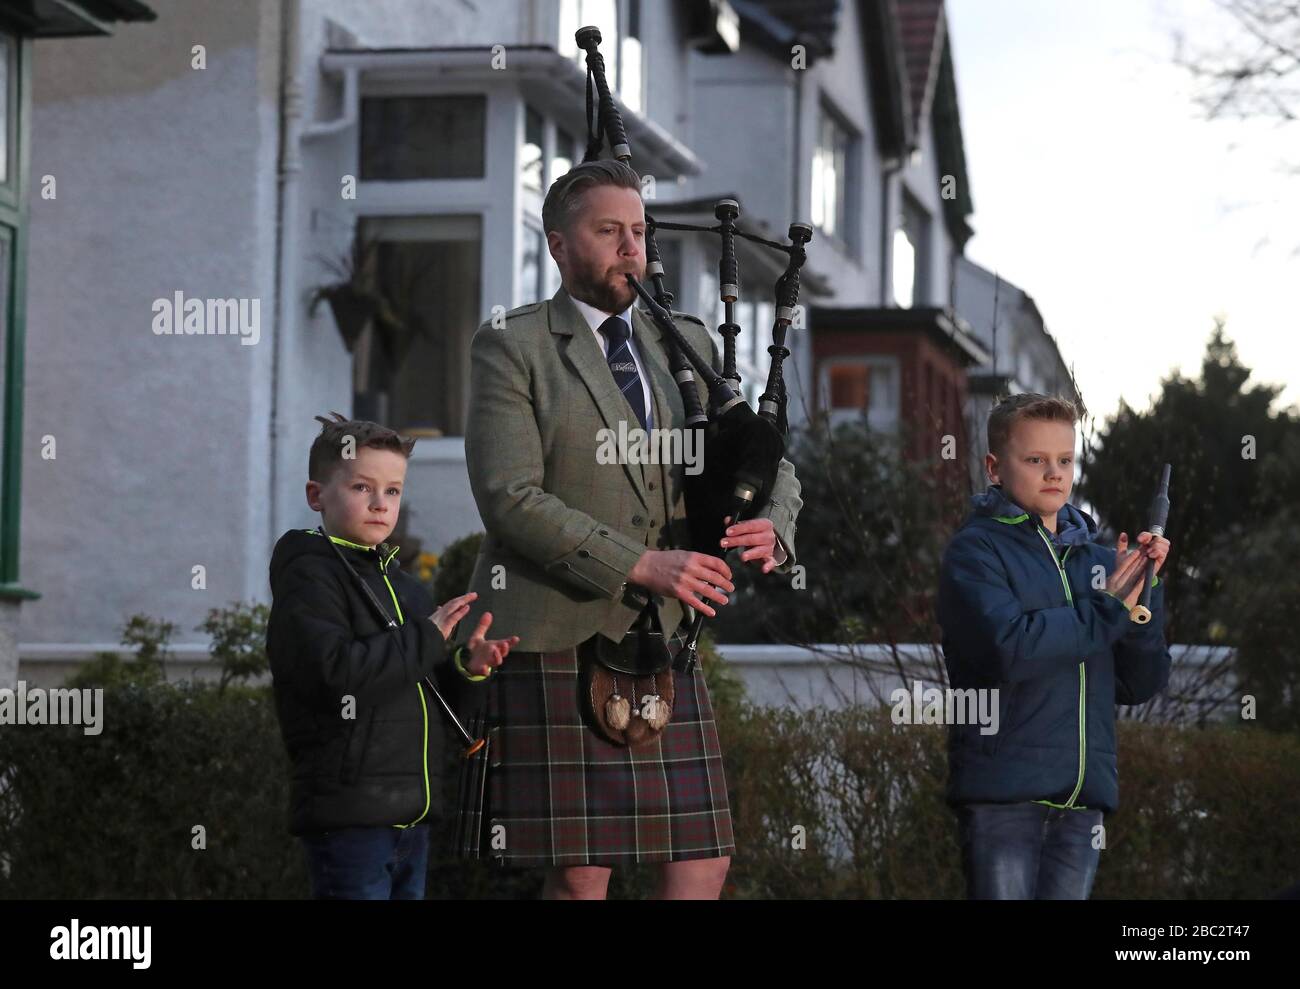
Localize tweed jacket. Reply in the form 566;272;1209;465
454;286;802;653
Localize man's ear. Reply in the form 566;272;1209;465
546;228;565;266
305;480;322;511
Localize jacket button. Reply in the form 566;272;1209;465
632;515;644;526
578;549;590;558
648;481;657;490
649;519;657;527
599;528;609;536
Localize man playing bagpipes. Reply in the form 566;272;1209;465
452;158;802;899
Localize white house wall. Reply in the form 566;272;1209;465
21;0;280;652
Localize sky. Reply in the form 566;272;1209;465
945;0;1299;433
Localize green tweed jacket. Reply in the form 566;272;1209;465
455;286;802;653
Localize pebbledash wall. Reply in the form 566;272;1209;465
13;0;722;683
18;0;281;681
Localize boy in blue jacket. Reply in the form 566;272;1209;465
937;393;1171;899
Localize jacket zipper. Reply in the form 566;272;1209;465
1035;525;1086;809
378;555;432;829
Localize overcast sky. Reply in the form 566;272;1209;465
946;0;1298;434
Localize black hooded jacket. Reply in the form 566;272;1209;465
266;528;480;835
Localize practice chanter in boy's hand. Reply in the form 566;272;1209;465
1130;463;1172;625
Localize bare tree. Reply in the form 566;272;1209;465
1173;0;1300;124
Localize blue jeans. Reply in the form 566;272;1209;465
955;801;1103;899
299;824;430;900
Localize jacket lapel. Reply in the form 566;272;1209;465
550;288;650;509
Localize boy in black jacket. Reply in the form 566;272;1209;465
267;413;518;899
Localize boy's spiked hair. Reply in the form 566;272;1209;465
987;393;1087;459
308;411;416;484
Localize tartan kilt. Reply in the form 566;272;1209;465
454;627;734;867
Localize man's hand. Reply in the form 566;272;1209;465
627;550;734;618
1108;531;1171;608
431;592;477;642
463;611;519;677
720;515;783;574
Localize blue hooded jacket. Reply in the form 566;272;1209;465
937;485;1172;813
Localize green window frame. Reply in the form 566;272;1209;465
0;29;36;601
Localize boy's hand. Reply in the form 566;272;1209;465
1110;531;1171;608
465;611;519;677
431;592;477;641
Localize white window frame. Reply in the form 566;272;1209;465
819;355;901;433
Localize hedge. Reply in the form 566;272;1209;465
2;668;1296;898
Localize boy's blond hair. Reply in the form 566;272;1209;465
307;411;416;484
987;393;1086;458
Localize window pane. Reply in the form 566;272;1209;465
360;96;486;180
520;224;544;305
0;35;9;185
810;147;825;231
560;0;618;84
893;227;915;307
830;365;869;409
522;106;543;192
0;229;9;515
620;35;642;114
870;364;894;412
356;216;482;436
813;111;846;239
833;127;848;235
552;127;577;183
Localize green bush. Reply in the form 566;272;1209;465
2;678;1297;898
0;681;302;898
431;532;484;605
6;603;1296;899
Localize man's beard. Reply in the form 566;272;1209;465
568;257;640;313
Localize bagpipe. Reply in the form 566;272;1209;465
574;26;813;671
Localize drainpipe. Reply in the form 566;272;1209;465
270;0;303;558
271;2;361;558
879;155;903;305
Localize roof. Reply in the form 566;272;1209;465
931;32;974;247
888;2;974;246
731;0;843;63
810;304;991;366
895;0;945;137
0;0;156;38
861;0;914;156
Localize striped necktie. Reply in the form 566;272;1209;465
599;315;651;432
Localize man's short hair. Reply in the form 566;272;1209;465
308;411;416;484
986;393;1086;458
541;158;642;235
